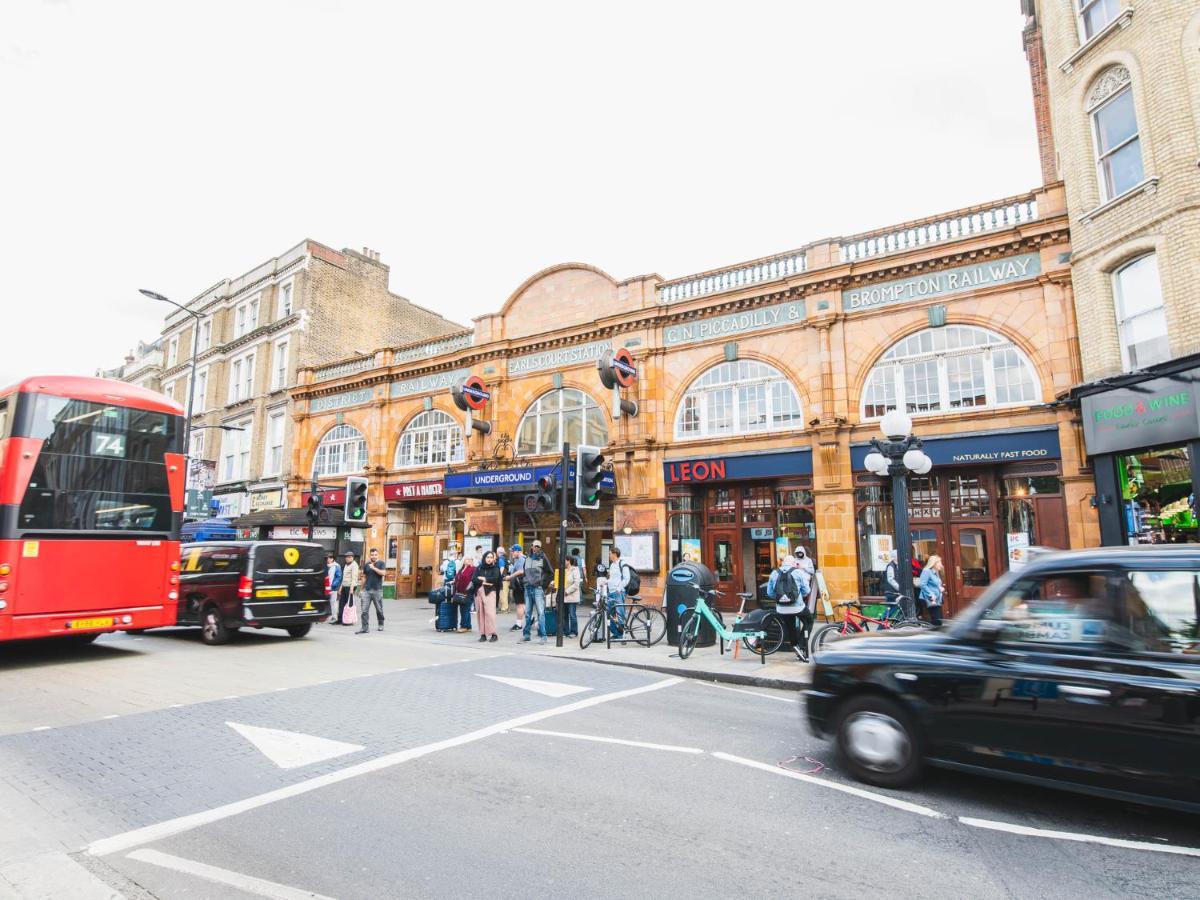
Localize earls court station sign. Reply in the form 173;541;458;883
843;253;1041;312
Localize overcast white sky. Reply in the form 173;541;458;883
1;0;1040;386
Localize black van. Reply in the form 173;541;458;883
176;541;330;645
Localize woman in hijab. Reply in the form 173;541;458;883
470;550;502;642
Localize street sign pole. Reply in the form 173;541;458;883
556;440;569;648
308;478;317;541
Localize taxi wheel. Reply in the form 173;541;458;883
200;607;230;646
286;624;313;638
835;695;923;788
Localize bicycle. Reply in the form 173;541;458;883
579;594;667;649
809;598;932;654
677;588;783;665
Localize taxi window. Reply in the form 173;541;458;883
1117;570;1200;655
986;572;1112;648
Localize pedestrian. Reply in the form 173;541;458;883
470;549;502;643
325;552;342;624
792;546;816;596
883;549;902;606
505;544;526;631
521;540;550;643
357;548;387;634
452;554;476;633
570;547;587;595
606;546;629;632
919;555;946;627
496;545;510;612
338;551;360;626
440;551;458;587
768;554;811;661
473;545;483;565
562;555;581;637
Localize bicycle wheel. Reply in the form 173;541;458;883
812;622;855;654
678;610;700;659
742;612;785;656
629;606;667;646
580;611;604;649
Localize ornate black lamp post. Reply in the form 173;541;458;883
862;410;932;611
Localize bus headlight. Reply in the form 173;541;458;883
0;564;10;575
0;600;6;610
0;581;7;592
167;591;178;600
121;615;132;624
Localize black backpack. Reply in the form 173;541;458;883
621;563;641;597
774;567;802;604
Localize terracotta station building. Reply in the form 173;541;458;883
289;182;1093;614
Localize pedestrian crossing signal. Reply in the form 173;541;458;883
535;474;557;512
306;492;323;527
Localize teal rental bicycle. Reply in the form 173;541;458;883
677;588;784;665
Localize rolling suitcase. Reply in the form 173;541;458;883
436;600;455;632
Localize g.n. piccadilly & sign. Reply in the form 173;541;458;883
663;299;806;347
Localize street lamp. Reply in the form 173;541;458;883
862;410;933;614
140;288;203;460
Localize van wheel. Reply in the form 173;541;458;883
200;607;230;645
835;695;923;788
286;624;312;639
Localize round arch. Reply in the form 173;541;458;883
393;408;465;469
312;422;369;478
856;324;1041;422
515;386;608;456
671;358;805;441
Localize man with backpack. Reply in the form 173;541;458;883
606;546;641;634
768;554;812;662
521;541;550;643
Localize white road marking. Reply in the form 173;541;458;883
31;726;51;732
511;727;703;754
712;752;946;819
694;681;799;704
102;715;119;720
476;674;592;698
168;704;183;709
226;722;365;770
127;848;335;899
88;677;681;856
959;817;1200;858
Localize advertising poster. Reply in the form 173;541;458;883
680;538;702;564
1007;533;1031;570
868;534;894;571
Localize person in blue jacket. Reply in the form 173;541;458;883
918;555;946;627
325;552;343;624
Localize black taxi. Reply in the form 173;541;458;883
805;546;1200;812
175;541;330;644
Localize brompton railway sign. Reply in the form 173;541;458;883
843;253;1041;313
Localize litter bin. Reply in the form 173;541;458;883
665;562;718;647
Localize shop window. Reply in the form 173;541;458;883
860;326;1038;421
674;361;803;440
741;486;774;524
1120;446;1197;543
416;503;439;532
1002;475;1061;497
777;488;817;562
1113;254;1169;372
706;488;737;525
1087;66;1144;202
668;491;702;566
516;389;607;456
395;410;465;469
313;424;368;478
948;474;990;517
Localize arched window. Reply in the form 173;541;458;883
395;410;464;468
860;326;1038;420
1087;65;1143;202
674;360;803;440
313;424;368;477
516;389;607;456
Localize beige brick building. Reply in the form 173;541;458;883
97;338;163;392
1024;0;1200;545
110;240;462;520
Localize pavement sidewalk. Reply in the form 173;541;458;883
390;597;811;691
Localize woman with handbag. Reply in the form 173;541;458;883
918;555;946;627
563;555;582;637
452;556;476;633
470;550;502;643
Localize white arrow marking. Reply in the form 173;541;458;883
226;722;364;770
475;674;592;698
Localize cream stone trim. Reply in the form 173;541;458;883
1080;175;1160;224
1085;63;1131;112
1061;7;1134;75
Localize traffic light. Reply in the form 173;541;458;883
576;445;605;510
535;474;557;512
345;476;368;524
306;491;323;527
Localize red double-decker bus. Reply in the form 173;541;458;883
0;375;185;643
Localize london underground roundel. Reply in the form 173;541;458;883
461;375;490;411
612;347;637;388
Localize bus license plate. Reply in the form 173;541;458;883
256;588;288;598
69;617;114;630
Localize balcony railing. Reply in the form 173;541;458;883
838;195;1039;263
657;252;807;304
312;356;374;381
394;332;472;363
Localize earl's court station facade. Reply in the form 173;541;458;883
291;182;1091;614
